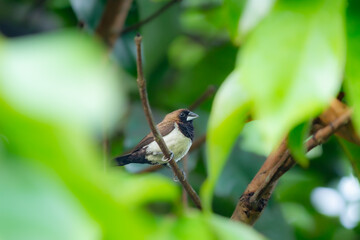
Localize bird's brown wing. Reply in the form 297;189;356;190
131;121;175;152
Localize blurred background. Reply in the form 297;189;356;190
1;0;360;240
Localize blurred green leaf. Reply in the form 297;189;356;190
240;120;271;156
344;0;360;135
276;171;323;208
169;36;206;69
0;158;99;240
280;203;315;233
209;215;267;240
0;30;181;239
155;211;267;240
238;0;274;41
0;30;125;133
337;138;360;180
202;70;250;211
69;0;105;29
221;0;245;45
288;122;310;168
181;9;225;38
238;0;345;149
164;43;237;110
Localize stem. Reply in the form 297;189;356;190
122;0;181;34
96;0;133;48
134;35;202;209
188;85;216;111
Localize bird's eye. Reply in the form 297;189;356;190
179;112;185;117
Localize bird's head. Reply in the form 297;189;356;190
165;109;199;123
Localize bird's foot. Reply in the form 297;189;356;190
161;151;174;163
173;170;186;182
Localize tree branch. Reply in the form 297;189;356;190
182;154;189;208
231;109;353;224
135;83;214;174
188;85;216;111
122;0;181;35
96;0;133;48
134;35;202;209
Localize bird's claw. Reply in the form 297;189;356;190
161;151;174;163
173;170;186;182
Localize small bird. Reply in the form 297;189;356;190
115;109;199;166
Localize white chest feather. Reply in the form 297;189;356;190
145;123;192;164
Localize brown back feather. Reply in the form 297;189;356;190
131;121;175;152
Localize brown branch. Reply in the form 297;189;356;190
135;35;202;209
189;85;217;111
96;0;133;48
182;154;189;208
121;0;181;35
231;109;353;224
134;84;214;174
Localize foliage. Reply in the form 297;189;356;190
1;0;360;239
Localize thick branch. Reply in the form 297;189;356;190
122;0;181;34
135;35;202;209
231;109;352;224
96;0;133;48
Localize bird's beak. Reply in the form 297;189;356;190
187;111;199;121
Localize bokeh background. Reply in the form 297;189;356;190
1;0;360;240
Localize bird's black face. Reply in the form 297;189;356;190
178;110;199;123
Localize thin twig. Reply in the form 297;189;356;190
182;155;189;208
95;0;133;168
122;0;181;35
189;85;216;111
96;0;133;48
231;109;353;224
135;83;214;175
134;35;202;209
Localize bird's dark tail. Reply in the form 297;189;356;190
114;154;131;166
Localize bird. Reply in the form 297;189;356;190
115;109;199;166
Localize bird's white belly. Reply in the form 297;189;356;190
145;124;192;164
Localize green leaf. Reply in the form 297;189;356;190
0;159;99;240
0;30;180;239
208;215;267;240
238;0;345;149
222;0;245;45
202;70;250;211
164;43;237;110
69;0;104;29
344;0;360;135
288;122;310;168
154;211;266;240
0;30;125;133
337;138;360;181
238;0;275;41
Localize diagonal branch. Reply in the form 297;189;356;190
96;0;133;48
188;85;216;111
134;34;202;209
231;109;352;224
122;0;181;35
135;84;214;174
